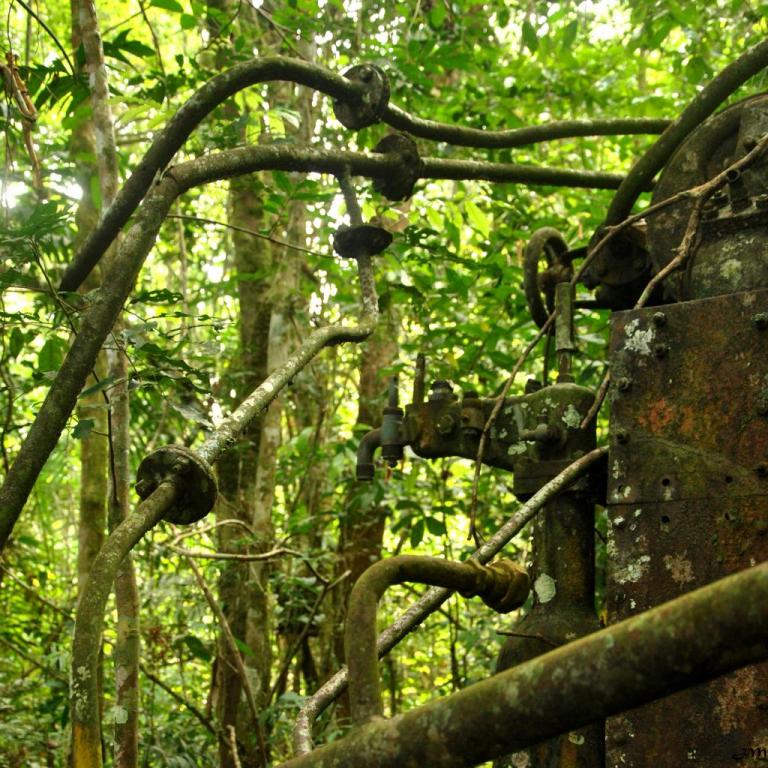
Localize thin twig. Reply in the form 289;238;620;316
11;0;75;74
0;634;68;682
468;313;555;543
168;544;302;562
166;214;323;258
139;662;216;735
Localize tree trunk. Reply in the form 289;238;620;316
71;2;140;766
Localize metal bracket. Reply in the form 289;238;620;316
333;64;390;130
371;133;422;201
333;224;392;259
135;445;217;525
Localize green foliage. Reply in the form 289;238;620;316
1;0;767;764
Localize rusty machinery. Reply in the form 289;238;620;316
352;93;768;767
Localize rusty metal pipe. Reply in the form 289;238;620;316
346;555;529;725
283;561;768;768
356;427;382;481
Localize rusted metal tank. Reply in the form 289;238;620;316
606;290;768;765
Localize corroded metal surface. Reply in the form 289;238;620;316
607;290;768;767
135;445;217;524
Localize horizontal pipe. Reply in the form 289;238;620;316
383;107;671;149
282;561;768;768
170;145;631;193
59;56;366;292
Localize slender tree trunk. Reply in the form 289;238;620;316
203;4;311;765
71;2;140;766
70;2;109;760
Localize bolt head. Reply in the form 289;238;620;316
436;414;456;436
752;312;768;330
652;312;667;328
653;342;669;359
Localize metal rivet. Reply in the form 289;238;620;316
616;376;632;392
652;311;667;328
653;342;669;359
752;312;768;330
436;414;456;436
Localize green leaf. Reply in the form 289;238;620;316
150;0;184;11
9;327;24;358
409;518;425;549
180;13;197;29
522;21;539;53
562;20;578;50
79;375;116;399
233;637;254;658
72;419;95;440
182;634;212;661
37;338;66;373
425;517;447;536
465;201;490;239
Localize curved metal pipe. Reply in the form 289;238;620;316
346;555;529;725
356;428;382;481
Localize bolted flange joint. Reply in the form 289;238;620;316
460;559;531;614
371;133;422;201
135;445;217;525
333;64;390;130
333;224;393;260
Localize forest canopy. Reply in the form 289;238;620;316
0;1;766;766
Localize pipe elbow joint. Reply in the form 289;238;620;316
356;428;382;482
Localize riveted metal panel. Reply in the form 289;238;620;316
606;289;768;767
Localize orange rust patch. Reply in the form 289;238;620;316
645;398;675;434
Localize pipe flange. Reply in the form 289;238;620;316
460;559;530;614
334;224;393;259
371;133;421;201
333;64;390;130
135;445;217;525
